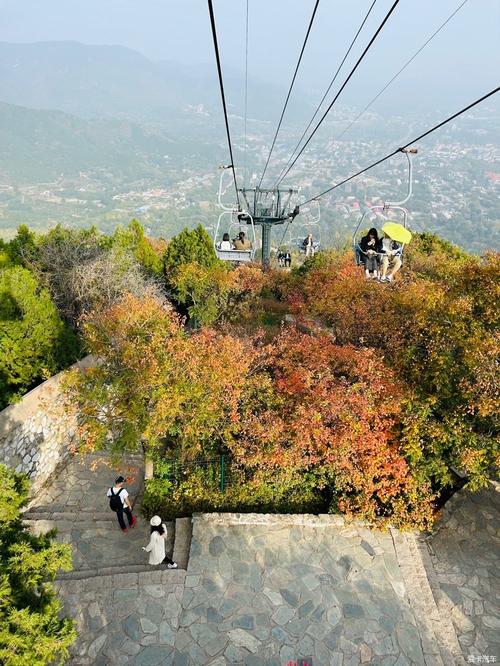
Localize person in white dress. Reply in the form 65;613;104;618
142;516;178;568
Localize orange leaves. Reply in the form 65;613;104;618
228;328;432;527
70;293;257;458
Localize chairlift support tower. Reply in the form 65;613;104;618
216;167;300;266
239;186;300;266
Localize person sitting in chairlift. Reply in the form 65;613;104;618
278;251;291;268
218;232;234;251
233;231;252;251
359;227;381;279
302;234;314;258
379;236;403;282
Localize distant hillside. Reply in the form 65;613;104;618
0;101;210;182
0;41;310;124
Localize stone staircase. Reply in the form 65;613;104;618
391;528;465;665
23;452;193;578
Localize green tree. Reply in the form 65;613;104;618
0;240;11;269
6;225;38;267
112;219;163;276
163;225;217;275
0;465;76;665
0;266;79;407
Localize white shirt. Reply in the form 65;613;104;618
107;486;129;507
144;526;167;565
381;238;402;256
218;240;233;250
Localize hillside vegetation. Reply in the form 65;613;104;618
3;222;484;530
0;101;206;182
2;221;498;527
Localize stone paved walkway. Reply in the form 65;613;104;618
428;480;500;663
55;568;186;665
27;452;500;666
171;515;442;665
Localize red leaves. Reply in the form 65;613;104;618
230;328;432;527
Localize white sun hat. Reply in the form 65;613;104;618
150;515;162;527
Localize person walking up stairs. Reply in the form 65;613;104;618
107;475;137;532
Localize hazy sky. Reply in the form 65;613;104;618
1;1;499;94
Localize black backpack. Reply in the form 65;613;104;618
109;487;124;512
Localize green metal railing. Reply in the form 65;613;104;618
155;454;229;493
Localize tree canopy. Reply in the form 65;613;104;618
66;233;499;528
163;224;217;275
0;266;78;408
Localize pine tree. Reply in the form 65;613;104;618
0;465;76;665
164;225;218;275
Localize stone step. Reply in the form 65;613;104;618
54;566;186;591
390;529;445;666
392;529;465;666
172;517;192;570
412;535;466;665
56;563;154;580
23;510;116;522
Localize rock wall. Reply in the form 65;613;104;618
0;356;92;493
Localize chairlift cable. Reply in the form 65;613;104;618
243;0;250;185
258;0;321;188
207;0;241;209
300;86;500;207
273;0;378;189
334;0;470;144
277;219;292;249
275;0;402;187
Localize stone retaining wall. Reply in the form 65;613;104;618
194;512;363;527
0;356;92;492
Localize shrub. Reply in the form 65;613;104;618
170;262;267;326
293;246;500;493
141;472;326;521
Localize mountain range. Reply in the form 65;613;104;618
0;40;309;124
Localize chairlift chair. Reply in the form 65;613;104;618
290;200;321;255
213;210;257;262
353;147;417;267
213;166;256;262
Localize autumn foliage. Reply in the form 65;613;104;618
66;294;253;458
282;238;499;491
235;331;433;528
69;292;434;527
67;232;498;529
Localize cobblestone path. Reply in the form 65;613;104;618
428;480;500;663
171;514;456;666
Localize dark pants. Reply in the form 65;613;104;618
364;254;378;272
116;506;134;530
